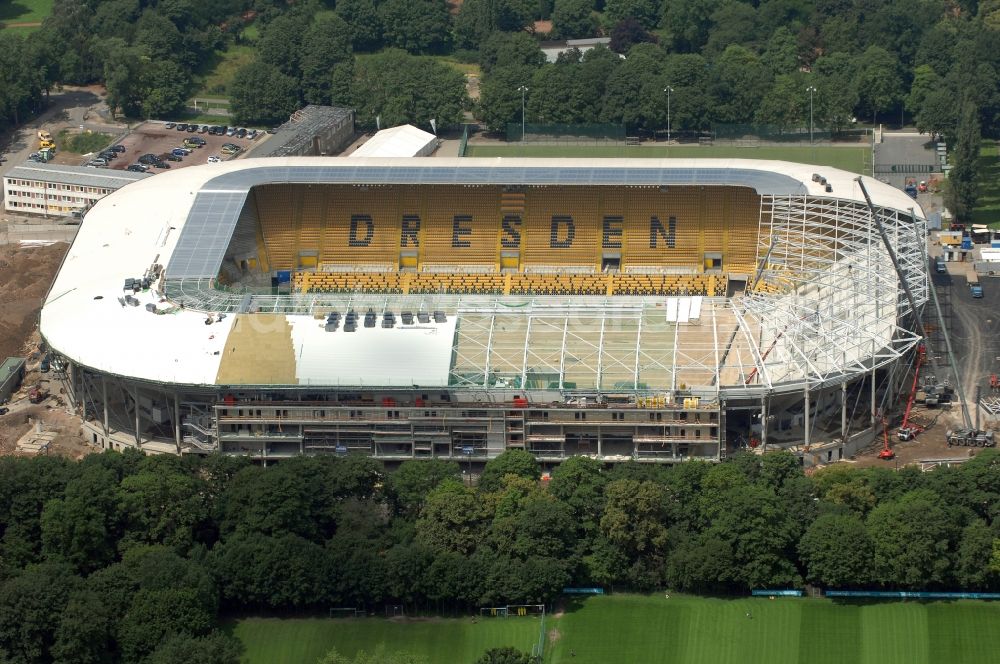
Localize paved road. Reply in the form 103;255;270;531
874;131;939;190
0;87;127;180
932;266;1000;423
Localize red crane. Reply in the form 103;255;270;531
895;344;927;443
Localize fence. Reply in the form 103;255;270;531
458;124;469;157
825;590;1000;600
505;123;625;144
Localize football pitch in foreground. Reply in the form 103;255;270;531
234;594;1000;664
464;144;870;175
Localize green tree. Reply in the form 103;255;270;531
118;588;216;663
210;532;330;609
139;59;190;119
812;52;859;133
604;0;660;30
118;457;209;553
229;59;300;126
300;13;354;106
945;99;981;221
761;26;799;75
798;514;873;587
379;0;452;54
600;479;668;587
389;460;461;518
351;49;468;130
475;646;533;663
954;520;998;589
334;0;383;52
548;455;607;535
600;43;666;131
145;632;243;664
256;11;310;77
41;466;121;574
709;45;770;125
907;64;941;115
754;73;808;132
477;65;535;133
455;0;535;50
660;0;722;52
479;32;547;74
866;490;957;588
415;480;487;555
855;46;903;124
479;449;541;492
609;17;657;53
552;0;596;39
0;563;81;664
51;589;115;664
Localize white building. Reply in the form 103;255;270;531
350;125;438;158
3;162;151;218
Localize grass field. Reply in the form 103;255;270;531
0;0;52;26
193;44;255;98
464;144;870;174
232;616;542;664
972;140;1000;228
234;595;1000;664
545;594;1000;664
56;129;113;155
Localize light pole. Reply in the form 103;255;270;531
517;85;528;143
806;85;816;145
664;86;674;142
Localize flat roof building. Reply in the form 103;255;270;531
4;162;150;218
249;105;355;158
0;358;25;402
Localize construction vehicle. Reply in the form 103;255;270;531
878;416;895;460
28;385;48;404
896;345;926;443
37;130;55;151
968;273;983;298
947;428;995;447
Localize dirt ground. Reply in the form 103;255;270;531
0;242;92;458
849;403;979;468
106;121;261;170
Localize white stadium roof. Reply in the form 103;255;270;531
39;158;927;392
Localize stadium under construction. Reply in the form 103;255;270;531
39;157;929;465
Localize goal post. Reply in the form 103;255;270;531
479;604;545;618
480;606;509;618
329;608;363;618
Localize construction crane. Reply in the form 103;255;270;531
896;344;926;442
878;416;894;460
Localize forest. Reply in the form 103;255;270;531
1;447;999;663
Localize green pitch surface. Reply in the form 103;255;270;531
545;594;1000;664
0;0;53;26
464;144;869;174
233;615;542;664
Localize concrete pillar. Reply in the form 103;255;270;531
761;398;768;450
841;381;848;444
102;375;109;436
804;387;811;448
174;392;181;454
133;386;141;446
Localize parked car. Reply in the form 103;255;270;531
187;124;197;133
207;155;222;163
165;154;182;162
165;122;175;129
127;164;147;172
110;144;126;153
236;128;247;138
171;147;191;156
138;153;159;164
189;136;206;145
176;123;188;131
226;127;236;136
89;157;108;166
0;407;8;416
99;151;117;161
247;129;258;139
198;125;208;133
152;161;170;168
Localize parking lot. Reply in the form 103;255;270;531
104;121;261;171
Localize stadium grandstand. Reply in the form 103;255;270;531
39;158;928;466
